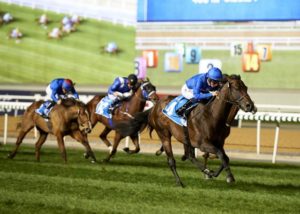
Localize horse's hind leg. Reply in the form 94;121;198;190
155;145;164;156
35;130;48;162
181;143;195;161
124;133;140;154
56;134;67;163
71;130;97;163
158;132;184;187
99;127;112;152
103;133;122;162
164;142;184;187
8;122;34;159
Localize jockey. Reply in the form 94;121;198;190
176;67;223;117
107;74;138;113
36;78;79;118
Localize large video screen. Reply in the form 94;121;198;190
138;0;300;22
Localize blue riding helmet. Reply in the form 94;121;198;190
207;67;223;81
62;79;73;91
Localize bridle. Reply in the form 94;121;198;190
77;108;91;129
140;81;157;102
218;81;248;107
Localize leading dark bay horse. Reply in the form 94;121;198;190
8;98;97;163
116;75;256;187
86;78;159;162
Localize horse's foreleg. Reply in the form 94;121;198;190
71;131;97;163
35;131;48;162
8;125;33;159
56;134;67;163
202;152;213;179
103;133;122;162
214;149;235;183
99;127;112;152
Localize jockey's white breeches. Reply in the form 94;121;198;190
181;84;194;100
108;94;118;102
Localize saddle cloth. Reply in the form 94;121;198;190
95;96;113;119
162;95;189;127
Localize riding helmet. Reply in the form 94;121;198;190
207;67;223;81
62;79;74;91
127;74;138;86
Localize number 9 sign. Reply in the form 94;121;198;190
185;47;201;64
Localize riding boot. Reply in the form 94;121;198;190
176;99;194;117
108;99;120;114
36;101;55;118
44;101;55;118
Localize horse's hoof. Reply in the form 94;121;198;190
91;160;96;164
155;150;163;156
204;174;213;180
181;155;187;161
177;181;185;188
102;158;110;163
123;147;130;153
226;175;235;183
83;153;89;159
7;153;14;159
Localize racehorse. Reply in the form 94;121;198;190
115;75;256;186
86;78;159;162
8;98;96;163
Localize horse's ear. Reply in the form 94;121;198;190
146;77;150;82
220;74;228;83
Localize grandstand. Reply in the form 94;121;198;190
136;21;300;50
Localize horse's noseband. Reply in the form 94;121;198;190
141;82;156;101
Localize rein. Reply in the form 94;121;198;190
218;82;247;106
119;81;156;117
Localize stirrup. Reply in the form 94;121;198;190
176;108;185;116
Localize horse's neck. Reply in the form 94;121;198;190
209;88;233;126
66;105;79;120
123;89;145;113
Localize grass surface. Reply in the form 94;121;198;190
1;2;300;89
0;144;300;213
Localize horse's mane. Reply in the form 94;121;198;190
222;74;241;82
61;98;85;108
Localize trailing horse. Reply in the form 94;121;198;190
8;98;96;163
86;78;158;162
116;75;256;186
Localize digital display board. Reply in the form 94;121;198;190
138;0;300;22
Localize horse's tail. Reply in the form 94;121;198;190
115;109;151;136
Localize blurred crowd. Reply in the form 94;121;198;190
0;11;82;41
0;10;120;54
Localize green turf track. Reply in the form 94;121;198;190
1;2;300;89
0;144;300;213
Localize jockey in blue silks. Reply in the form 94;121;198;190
36;78;79;118
107;74;138;113
176;67;223;117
